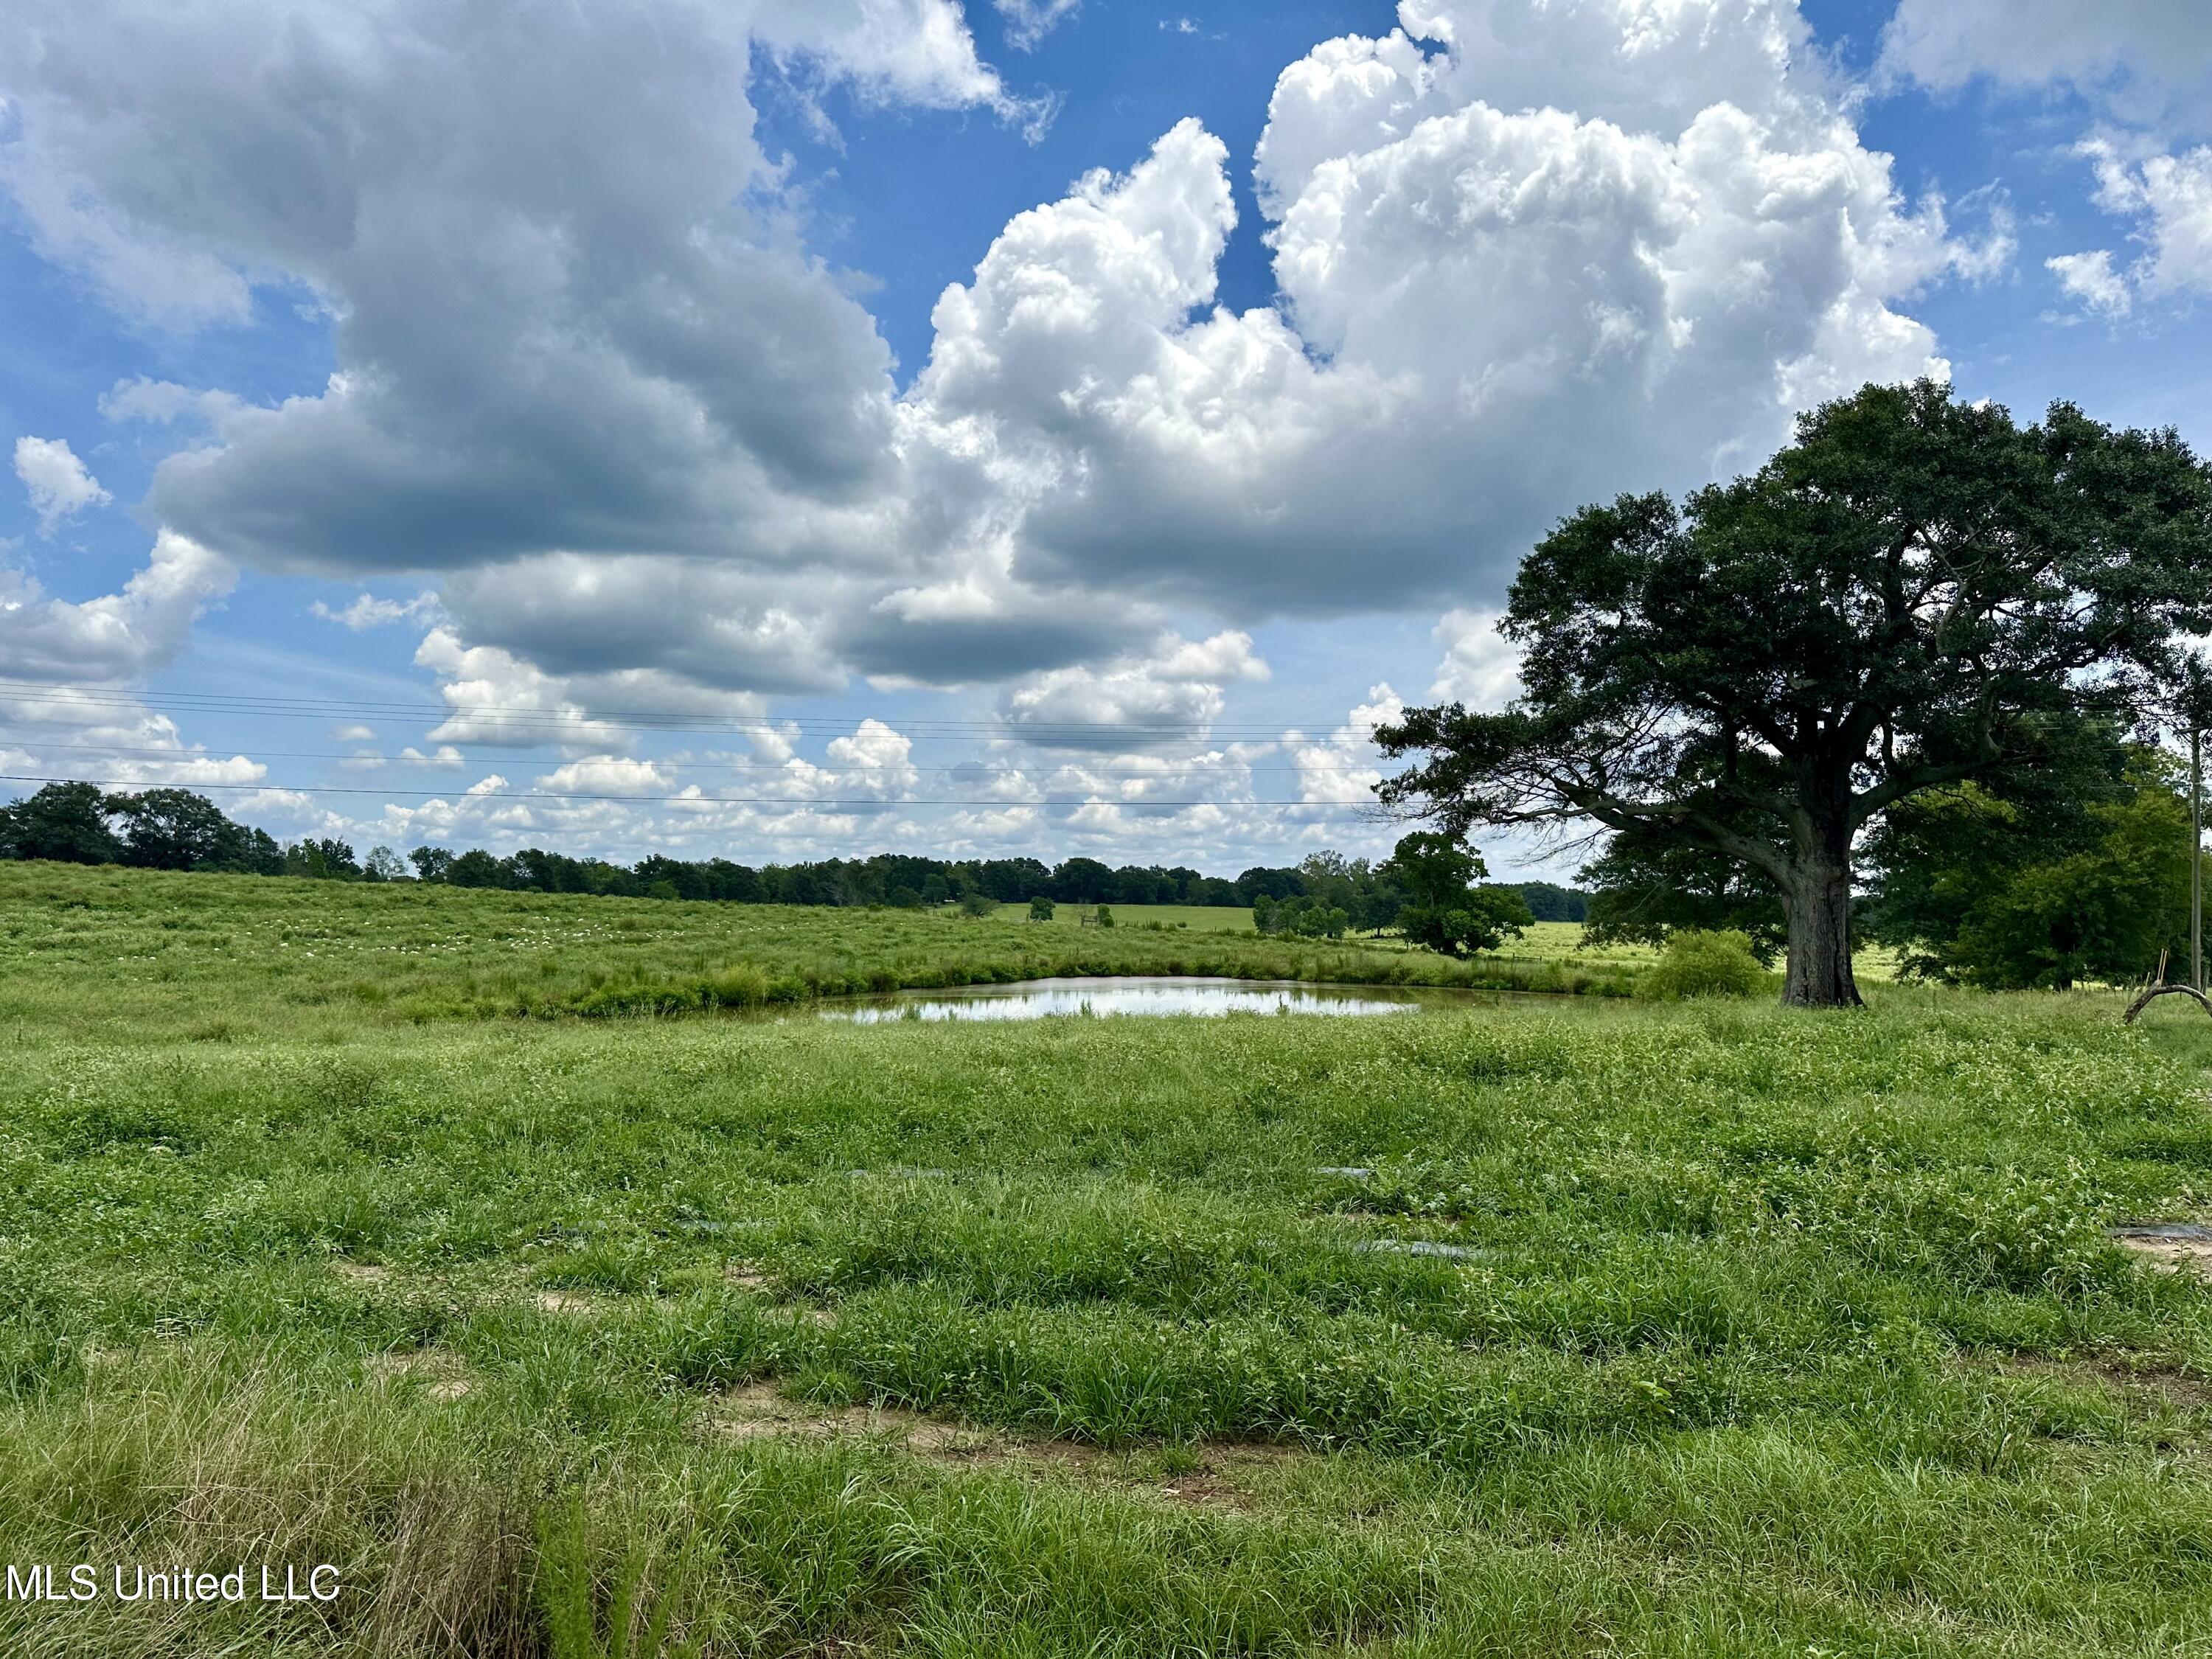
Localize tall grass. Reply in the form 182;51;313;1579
0;860;1638;1040
1;864;2211;1652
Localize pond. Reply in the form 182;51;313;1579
815;975;1475;1023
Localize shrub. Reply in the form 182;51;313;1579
1636;928;1767;1001
708;964;770;1008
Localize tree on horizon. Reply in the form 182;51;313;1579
1377;380;2212;1006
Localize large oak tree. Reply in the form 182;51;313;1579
1374;380;2212;1006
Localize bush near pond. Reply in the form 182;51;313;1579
1635;928;1771;1001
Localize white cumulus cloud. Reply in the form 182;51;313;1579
14;437;110;533
2046;249;2135;319
902;0;1958;621
0;528;233;682
1879;0;2212;132
994;0;1082;51
1427;609;1522;707
998;631;1270;743
311;591;443;631
0;0;2006;853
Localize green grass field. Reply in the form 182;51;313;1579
0;864;1643;1043
3;863;2211;1655
990;901;1261;932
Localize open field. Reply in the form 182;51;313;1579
0;864;1643;1041
4;866;2212;1654
988;901;1260;932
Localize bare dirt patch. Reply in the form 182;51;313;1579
1985;1352;2210;1411
365;1349;473;1402
2115;1234;2212;1275
533;1289;603;1315
698;1382;1304;1509
704;1382;1008;1460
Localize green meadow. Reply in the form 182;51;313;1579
4;863;2212;1655
987;900;1262;933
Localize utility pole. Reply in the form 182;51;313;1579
2189;654;2209;995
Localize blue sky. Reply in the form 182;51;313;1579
3;0;2209;879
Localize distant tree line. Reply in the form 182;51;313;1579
0;779;1587;925
1249;846;1562;950
0;780;395;881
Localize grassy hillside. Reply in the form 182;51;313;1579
0;862;1641;1040
1;863;2210;1654
989;900;1259;931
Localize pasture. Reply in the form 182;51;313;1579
987;900;1260;932
1;864;2211;1655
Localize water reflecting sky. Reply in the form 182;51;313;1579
820;976;1442;1023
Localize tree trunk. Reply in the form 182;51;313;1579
1781;855;1862;1008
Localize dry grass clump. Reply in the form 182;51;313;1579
0;1349;534;1656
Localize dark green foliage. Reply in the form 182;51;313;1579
1580;820;1788;963
235;826;288;874
108;787;251;871
446;848;504;887
0;783;287;874
1379;832;1532;957
1029;894;1056;922
1053;857;1115;903
1863;748;2200;988
3;782;1393;919
1255;894;1351;938
1234;866;1308;903
1;780;122;863
286;837;362;880
1634;928;1769;1000
1514;882;1588;922
1380;379;2212;1006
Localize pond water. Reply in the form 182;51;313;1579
817;975;1470;1023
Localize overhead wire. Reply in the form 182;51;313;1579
0;738;1382;776
0;679;1390;743
0;677;1402;814
0;773;1386;812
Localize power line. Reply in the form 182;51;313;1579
0;773;1386;812
0;680;1388;743
1;738;1377;776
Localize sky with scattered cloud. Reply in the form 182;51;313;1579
2;0;2208;878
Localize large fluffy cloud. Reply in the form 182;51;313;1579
1;0;1988;814
997;630;1270;743
902;0;1961;616
0;530;260;789
0;529;233;684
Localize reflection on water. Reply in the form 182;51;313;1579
819;975;1455;1023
